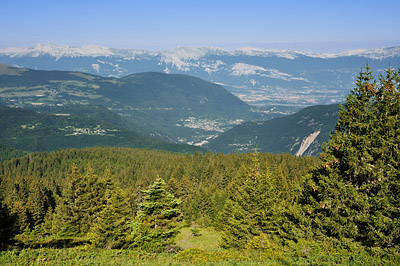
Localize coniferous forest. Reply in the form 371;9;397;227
0;66;399;265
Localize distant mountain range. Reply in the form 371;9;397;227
0;64;266;147
1;44;399;113
206;104;340;157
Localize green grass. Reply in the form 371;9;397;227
176;227;222;251
2;246;397;266
1;227;399;266
0;247;180;266
0;247;284;266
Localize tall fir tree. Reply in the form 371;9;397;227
302;66;400;249
51;164;106;237
0;201;16;250
88;172;132;249
130;178;183;252
218;151;280;249
25;179;55;227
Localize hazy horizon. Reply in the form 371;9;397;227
2;41;399;54
2;0;399;53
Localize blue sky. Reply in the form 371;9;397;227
1;0;400;52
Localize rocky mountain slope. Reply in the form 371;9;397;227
206;104;340;156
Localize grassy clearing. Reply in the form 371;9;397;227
1;227;399;265
176;226;222;251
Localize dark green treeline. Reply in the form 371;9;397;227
0;147;316;250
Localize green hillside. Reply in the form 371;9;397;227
33;104;145;133
207;104;340;156
0;64;264;144
0;143;26;161
117;72;249;113
0;105;202;153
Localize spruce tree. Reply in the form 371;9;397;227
218;151;279;249
88;173;132;249
51;164;106;237
0;202;16;249
78;165;107;234
51;164;85;237
302;66;400;249
130;178;183;252
26;180;54;227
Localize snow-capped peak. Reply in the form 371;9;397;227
159;46;225;71
233;47;310;59
0;44;399;61
232;46;400;60
0;43;115;59
334;46;400;59
161;46;224;59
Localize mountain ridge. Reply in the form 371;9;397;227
2;44;399;111
2;43;400;60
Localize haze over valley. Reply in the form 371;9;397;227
2;44;400;113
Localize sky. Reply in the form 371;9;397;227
1;0;400;52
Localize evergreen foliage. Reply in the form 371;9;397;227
0;144;26;162
218;152;281;249
88;185;132;249
130;178;183;252
0;147;316;230
0;175;56;242
302;65;400;249
51;164;105;237
0;201;15;250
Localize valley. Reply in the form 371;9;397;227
0;64;267;151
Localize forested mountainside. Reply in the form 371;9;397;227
0;144;26;162
207;104;340;156
0;105;202;154
0;64;266;145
